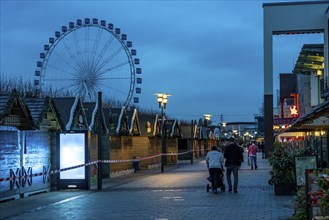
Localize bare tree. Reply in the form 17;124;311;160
0;75;37;97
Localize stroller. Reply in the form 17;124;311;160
206;168;225;193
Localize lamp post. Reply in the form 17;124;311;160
97;92;102;190
155;92;171;172
203;114;212;155
220;122;227;143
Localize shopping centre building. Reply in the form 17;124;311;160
263;1;329;167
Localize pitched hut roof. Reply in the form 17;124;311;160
24;97;62;131
126;108;141;136
52;96;89;131
138;112;157;136
109;106;129;135
0;90;35;130
167;119;183;138
23;97;46;125
83;102;109;134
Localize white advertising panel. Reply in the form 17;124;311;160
59;133;85;179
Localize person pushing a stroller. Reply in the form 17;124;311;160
206;146;225;193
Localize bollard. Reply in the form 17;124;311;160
132;157;140;173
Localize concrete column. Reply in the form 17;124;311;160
264;95;274;157
264;26;274;156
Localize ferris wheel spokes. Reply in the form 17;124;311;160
89;28;103;64
94;46;125;74
59;33;80;62
45;64;77;76
93;33;116;68
97;61;130;76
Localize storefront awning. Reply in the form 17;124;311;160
292;44;323;75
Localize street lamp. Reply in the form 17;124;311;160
221;122;227;129
155;92;171;172
203;114;212;126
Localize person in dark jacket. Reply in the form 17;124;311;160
224;138;243;193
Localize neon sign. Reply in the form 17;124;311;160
290;105;298;117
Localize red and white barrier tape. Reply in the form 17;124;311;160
163;151;192;156
0;150;192;182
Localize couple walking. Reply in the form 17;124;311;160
206;138;243;193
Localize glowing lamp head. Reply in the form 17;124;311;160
155;92;171;109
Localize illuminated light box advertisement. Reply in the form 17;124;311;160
60;133;86;179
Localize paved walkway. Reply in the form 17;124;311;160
0;153;295;220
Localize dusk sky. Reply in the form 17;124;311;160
0;0;324;124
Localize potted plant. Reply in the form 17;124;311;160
268;142;303;195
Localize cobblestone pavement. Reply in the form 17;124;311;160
0;153;295;220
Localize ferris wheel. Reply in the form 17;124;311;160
34;18;142;106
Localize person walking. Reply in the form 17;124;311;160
248;141;259;170
224;138;243;193
259;142;265;159
205;146;225;194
